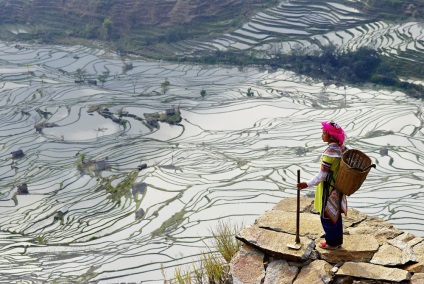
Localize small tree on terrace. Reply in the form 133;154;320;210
76;68;86;81
161;78;170;94
130;75;140;94
98;70;110;87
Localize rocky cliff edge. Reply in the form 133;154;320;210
231;197;424;284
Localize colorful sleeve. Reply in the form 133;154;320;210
321;155;334;172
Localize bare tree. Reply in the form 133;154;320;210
130;75;141;94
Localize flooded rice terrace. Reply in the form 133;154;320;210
0;41;423;283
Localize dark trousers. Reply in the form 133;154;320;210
321;214;343;246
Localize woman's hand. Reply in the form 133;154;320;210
297;182;308;190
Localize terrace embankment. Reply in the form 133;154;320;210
231;197;424;283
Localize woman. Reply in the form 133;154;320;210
297;121;347;249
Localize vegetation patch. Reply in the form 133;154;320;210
175;47;424;100
169;220;242;284
360;0;423;21
99;170;139;204
152;210;187;238
144;108;182;128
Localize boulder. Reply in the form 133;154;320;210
230;244;265;284
370;240;418;266
263;259;298;284
404;241;424;273
236;225;314;262
256;210;323;239
317;234;379;263
410;273;424;284
336;262;411;282
294;260;332;284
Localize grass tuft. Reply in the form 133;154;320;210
171;220;242;284
210;220;242;263
199;252;227;283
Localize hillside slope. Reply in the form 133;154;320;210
0;0;276;46
0;0;261;26
0;0;422;59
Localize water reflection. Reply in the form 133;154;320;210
0;42;422;283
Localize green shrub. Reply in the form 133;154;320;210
171;220;242;284
210;220;242;263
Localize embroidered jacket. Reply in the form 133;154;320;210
307;143;345;213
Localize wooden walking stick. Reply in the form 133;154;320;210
287;169;302;250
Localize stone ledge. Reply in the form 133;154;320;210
230;197;423;284
317;234;379;263
256;210;323;239
371;240;418;266
236;225;315;262
336;262;411;282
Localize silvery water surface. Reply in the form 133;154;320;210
0;40;422;283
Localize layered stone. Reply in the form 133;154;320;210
336;262;411;282
256;210;323;239
317;234;379;263
370;239;418;266
236;225;315;262
294;260;332;284
342;208;367;228
404;241;424;273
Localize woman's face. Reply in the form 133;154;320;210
322;131;334;143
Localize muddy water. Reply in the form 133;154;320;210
0;42;422;283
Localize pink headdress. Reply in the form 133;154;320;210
322;121;345;146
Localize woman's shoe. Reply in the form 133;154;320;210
319;241;340;250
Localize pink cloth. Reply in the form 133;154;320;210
322;121;345;146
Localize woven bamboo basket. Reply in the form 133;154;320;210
335;149;375;196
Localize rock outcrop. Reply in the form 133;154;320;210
231;197;423;283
